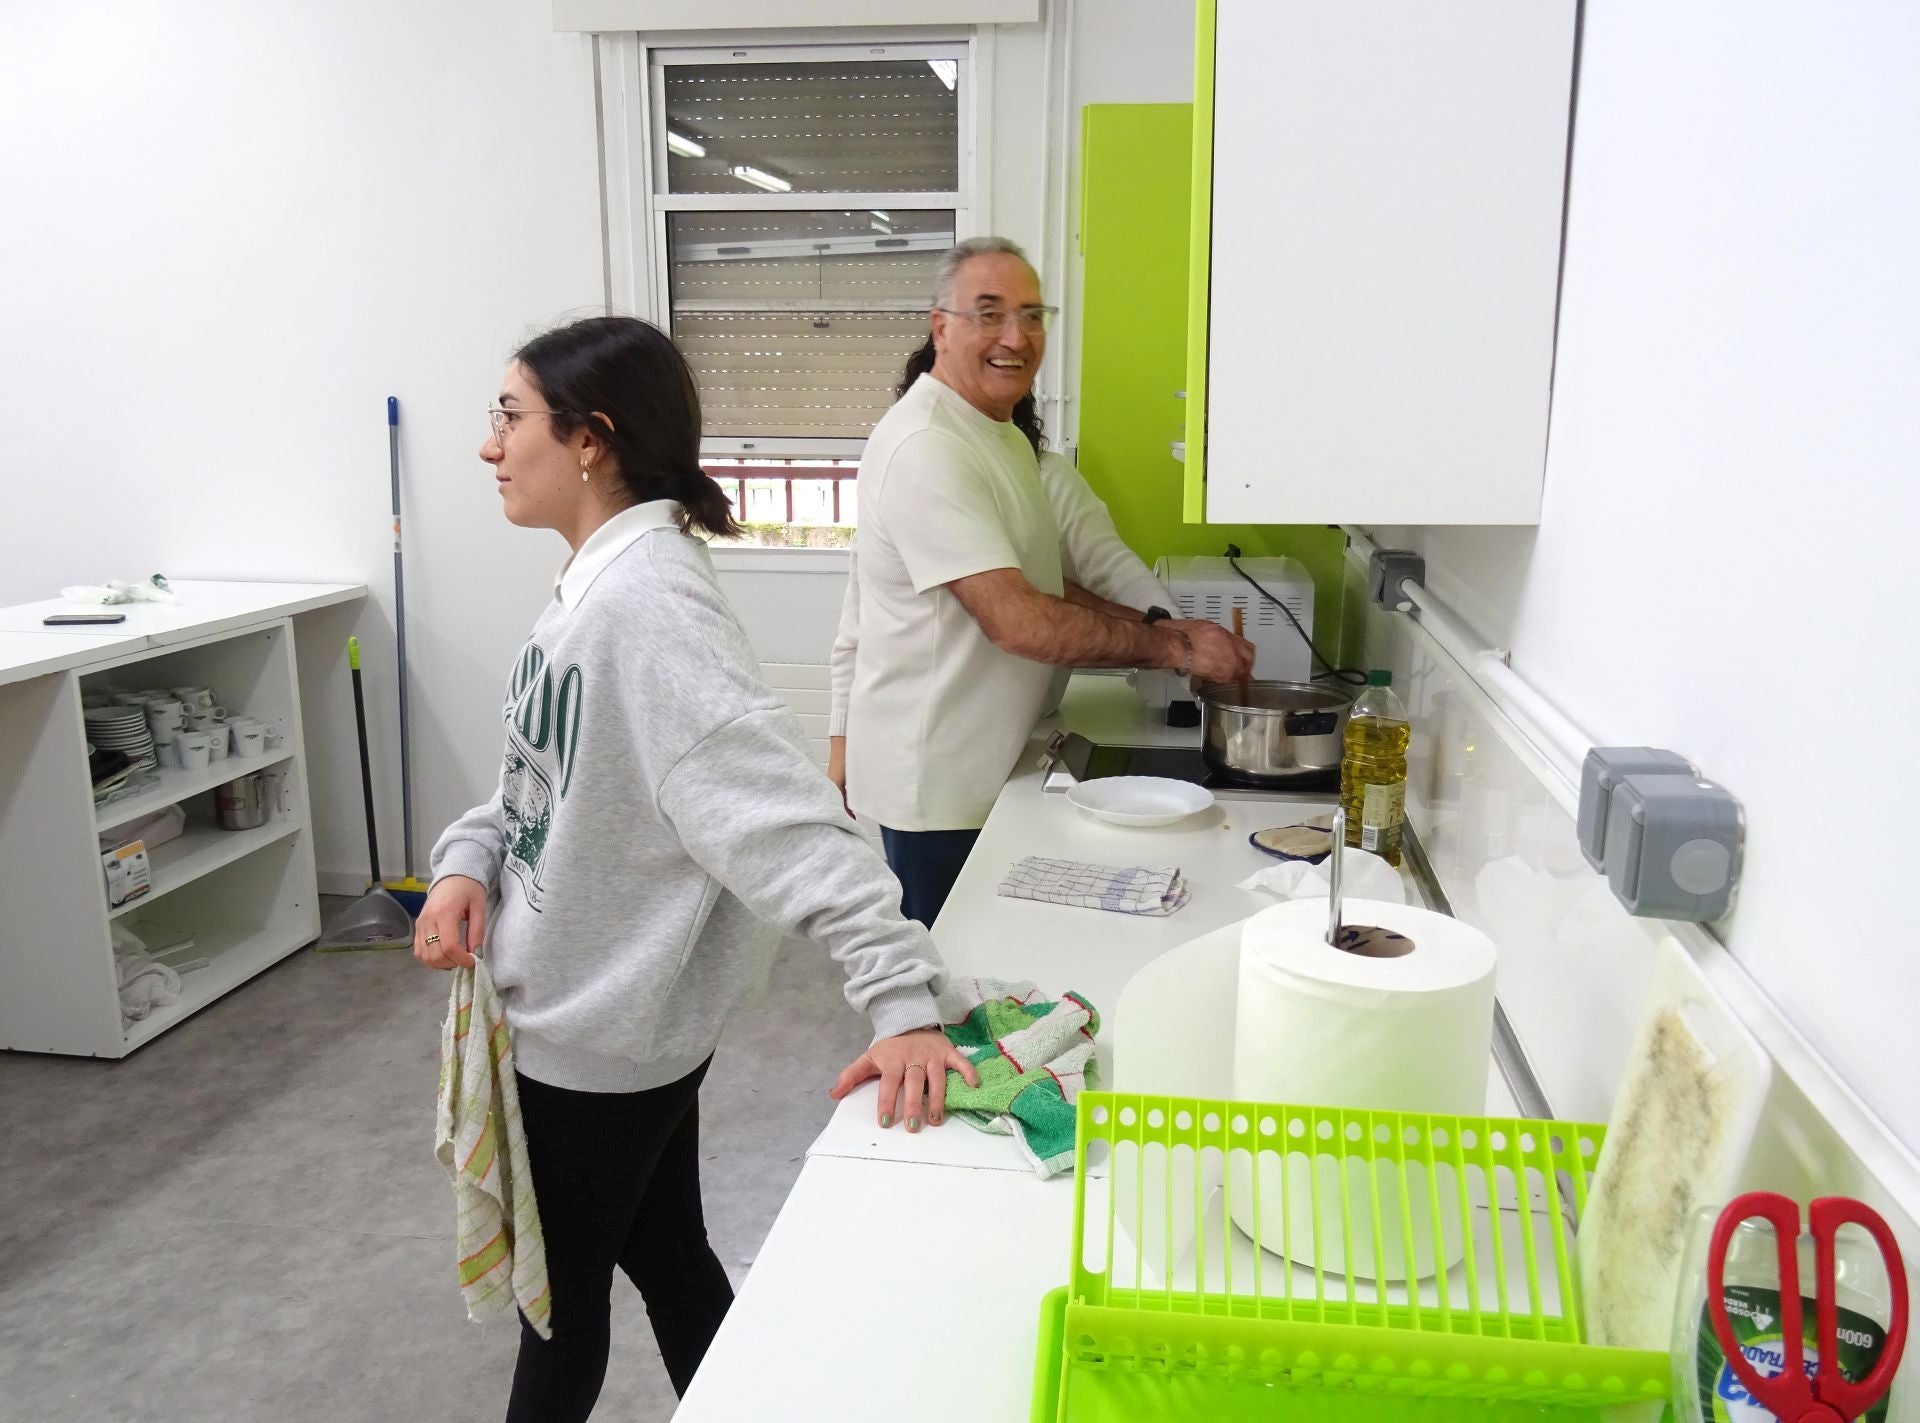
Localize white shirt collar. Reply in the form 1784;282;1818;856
554;500;683;610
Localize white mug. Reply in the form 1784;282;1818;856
264;730;286;751
206;725;231;761
177;732;213;772
172;687;214;710
152;732;180;768
231;725;267;759
148;705;186;734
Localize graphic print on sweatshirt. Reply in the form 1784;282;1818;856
499;640;584;911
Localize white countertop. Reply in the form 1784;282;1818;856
808;705;1343;1171
0;579;365;645
680;674;1516;1421
0;629;149;688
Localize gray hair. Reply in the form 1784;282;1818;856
932;236;1033;307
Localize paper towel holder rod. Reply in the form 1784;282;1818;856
1327;808;1345;945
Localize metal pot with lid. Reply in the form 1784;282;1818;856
1194;679;1354;785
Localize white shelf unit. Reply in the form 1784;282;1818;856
0;616;323;1057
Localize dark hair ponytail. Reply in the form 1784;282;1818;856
514;316;743;540
898;336;1046;455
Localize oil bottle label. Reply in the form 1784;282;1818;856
1359;781;1405;850
1694;1284;1889;1422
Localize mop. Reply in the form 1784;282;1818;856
316;636;417;950
381;396;431;912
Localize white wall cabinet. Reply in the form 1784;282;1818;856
1188;0;1576;525
0;582;362;1057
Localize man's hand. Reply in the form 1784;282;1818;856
1161;618;1256;682
827;734;852;817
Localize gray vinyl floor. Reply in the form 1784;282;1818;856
0;907;871;1422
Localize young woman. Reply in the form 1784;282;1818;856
413;316;974;1420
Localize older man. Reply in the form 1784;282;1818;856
839;236;1253;925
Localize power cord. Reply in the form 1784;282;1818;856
1224;544;1368;687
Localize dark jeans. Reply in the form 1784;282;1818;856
505;1059;733;1421
879;825;981;928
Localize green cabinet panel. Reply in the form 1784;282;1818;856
1076;100;1346;651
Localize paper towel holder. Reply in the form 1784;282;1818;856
1326;808;1345;944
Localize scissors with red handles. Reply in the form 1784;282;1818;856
1707;1192;1909;1423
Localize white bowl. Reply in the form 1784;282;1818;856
1066;776;1215;827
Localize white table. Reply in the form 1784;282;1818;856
677;1157;1075;1423
807;775;1345;1172
678;675;1517;1422
0;580;362;646
0;629;149;688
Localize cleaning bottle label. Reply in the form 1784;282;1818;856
1359;781;1405;850
1694;1284;1890;1422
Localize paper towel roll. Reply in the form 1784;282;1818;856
1228;898;1497;1282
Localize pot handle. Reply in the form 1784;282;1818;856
1283;710;1340;737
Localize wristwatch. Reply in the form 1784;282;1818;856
1142;605;1173;625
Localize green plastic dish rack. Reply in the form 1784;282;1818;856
1030;1091;1671;1421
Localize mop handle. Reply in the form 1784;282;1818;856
348;637;382;887
388;396;416;880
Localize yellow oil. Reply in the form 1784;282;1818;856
1341;714;1410;867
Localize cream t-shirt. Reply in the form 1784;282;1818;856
846;374;1064;831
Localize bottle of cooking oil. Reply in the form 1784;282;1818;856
1341;670;1410;867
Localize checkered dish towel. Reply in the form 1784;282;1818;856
997;856;1191;916
435;958;552;1339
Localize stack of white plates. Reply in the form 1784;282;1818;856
83;705;158;772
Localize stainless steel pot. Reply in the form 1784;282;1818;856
1195;680;1354;784
215;772;269;831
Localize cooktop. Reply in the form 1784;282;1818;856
1057;733;1338;794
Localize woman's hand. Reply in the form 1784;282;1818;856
827;734;852;817
830;1028;980;1132
414;875;487;970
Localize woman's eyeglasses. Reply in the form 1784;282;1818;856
487;406;569;437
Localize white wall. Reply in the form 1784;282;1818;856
1375;0;1920;1149
1;1;1185;885
1;1;605;882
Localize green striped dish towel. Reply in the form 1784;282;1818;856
435;958;551;1339
937;976;1100;1178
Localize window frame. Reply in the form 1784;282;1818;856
639;37;982;462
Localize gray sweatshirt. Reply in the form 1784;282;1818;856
431;503;944;1093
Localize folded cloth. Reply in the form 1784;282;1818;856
997;856;1190;916
110;922;180;1023
436;959;552;1339
936;977;1100;1177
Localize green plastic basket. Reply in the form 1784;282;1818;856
1030;1091;1672;1421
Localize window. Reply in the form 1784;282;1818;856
646;42;973;541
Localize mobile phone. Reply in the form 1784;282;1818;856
43;612;127;626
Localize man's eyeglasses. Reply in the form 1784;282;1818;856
487;406;569;437
934;305;1057;335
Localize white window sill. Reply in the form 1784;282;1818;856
708;546;852;574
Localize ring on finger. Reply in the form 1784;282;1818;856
425;934;441;944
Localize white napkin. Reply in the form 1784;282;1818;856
998;856;1190;916
1238;848;1406;904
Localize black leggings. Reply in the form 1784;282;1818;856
506;1059;734;1421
